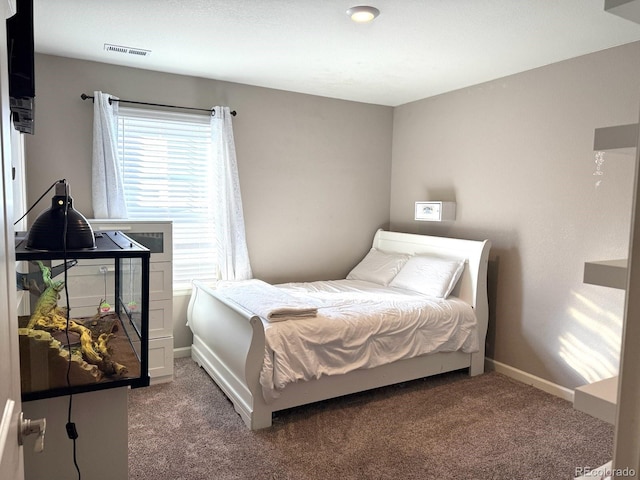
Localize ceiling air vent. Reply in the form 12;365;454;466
104;44;151;57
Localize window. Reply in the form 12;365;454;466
117;107;217;290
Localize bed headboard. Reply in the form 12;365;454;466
372;230;491;333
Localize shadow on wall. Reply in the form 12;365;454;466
482;242;523;365
485;255;500;359
392;221;457;239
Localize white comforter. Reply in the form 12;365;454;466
228;279;479;401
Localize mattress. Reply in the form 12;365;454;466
229;279;479;401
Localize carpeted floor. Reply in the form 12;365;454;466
128;358;613;480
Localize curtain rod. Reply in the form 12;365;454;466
80;93;237;116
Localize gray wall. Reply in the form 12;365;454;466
390;42;640;390
25;54;393;348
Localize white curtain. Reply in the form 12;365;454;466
4;0;16;19
92;91;128;218
211;107;252;280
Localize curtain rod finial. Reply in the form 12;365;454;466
211;110;237;117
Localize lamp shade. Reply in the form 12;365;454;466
26;183;96;251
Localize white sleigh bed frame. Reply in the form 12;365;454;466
188;230;491;429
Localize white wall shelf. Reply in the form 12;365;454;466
583;259;628;290
574;376;618;424
573;123;637;424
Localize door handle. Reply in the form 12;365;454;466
18;412;46;453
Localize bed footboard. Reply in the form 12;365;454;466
187;280;272;429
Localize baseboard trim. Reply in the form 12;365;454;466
485;358;574;402
173;346;192;359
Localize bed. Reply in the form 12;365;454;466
187;229;491;429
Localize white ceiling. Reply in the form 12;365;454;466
33;0;640;107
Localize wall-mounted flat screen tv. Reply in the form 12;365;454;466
6;0;35;134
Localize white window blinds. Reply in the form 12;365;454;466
116;107;217;290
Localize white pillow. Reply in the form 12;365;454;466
346;248;411;286
389;254;465;298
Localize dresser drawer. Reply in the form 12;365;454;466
150;261;172;301
149;336;174;384
149;298;173;339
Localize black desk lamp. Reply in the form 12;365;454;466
26;179;95;251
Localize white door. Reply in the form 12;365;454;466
0;1;25;478
0;269;24;479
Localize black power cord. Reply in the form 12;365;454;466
13;179;60;226
61;180;82;479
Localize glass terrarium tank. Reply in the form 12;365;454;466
15;230;150;401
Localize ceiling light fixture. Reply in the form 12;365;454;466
347;6;380;23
